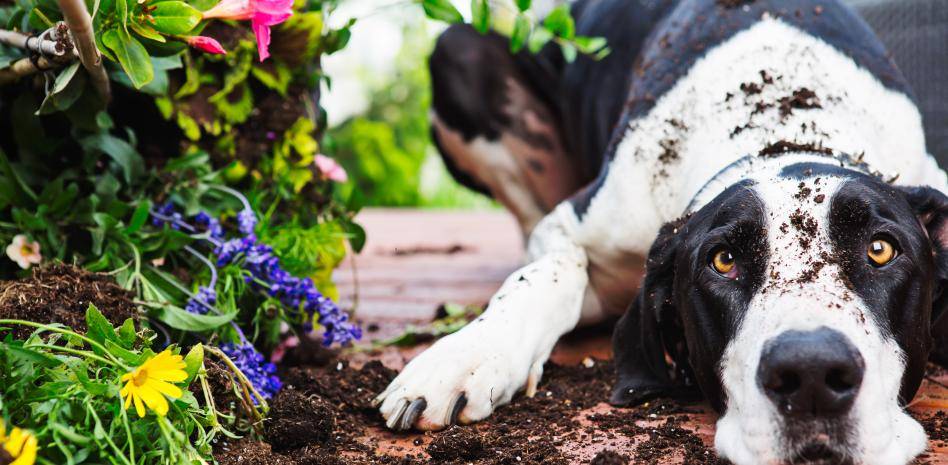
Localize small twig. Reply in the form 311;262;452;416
0;55;57;85
56;0;110;100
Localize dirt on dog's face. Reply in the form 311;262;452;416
636;161;948;465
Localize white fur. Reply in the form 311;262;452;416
378;204;599;429
577;16;945;258
713;166;927;465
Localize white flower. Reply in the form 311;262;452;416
5;235;41;269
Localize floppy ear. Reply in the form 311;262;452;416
901;186;948;365
610;219;692;406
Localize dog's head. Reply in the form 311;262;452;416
612;157;948;465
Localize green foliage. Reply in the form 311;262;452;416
0;306;250;464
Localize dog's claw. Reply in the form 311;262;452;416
448;392;467;426
396;398;427;431
385;398;409;430
525;361;543;398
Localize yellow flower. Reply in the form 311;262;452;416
120;349;188;418
0;421;38;465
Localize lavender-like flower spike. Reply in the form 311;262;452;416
237;209;257;235
185;286;217;314
152;202;183;230
194;212;225;240
220;342;282;402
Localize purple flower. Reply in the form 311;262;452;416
185;286;217;314
152;202;183;229
220;342;282;401
237;208;257;235
194;212;225;240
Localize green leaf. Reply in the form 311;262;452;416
543;4;575;39
36;62;86;115
149;1;201;35
79;133;145;184
560;42;577;62
85;304;119;346
420;0;463;23
182;344;203;385
104;339;145;365
124;200;152;235
130;20;166;43
154;304;237;331
471;0;489;33
573;35;608;54
514;0;531;11
528;26;553;53
510;13;530;53
101;28;154;88
118;318;137;348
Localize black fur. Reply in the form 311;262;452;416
612;180;767;412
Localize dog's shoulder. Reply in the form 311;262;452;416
607;0;912;158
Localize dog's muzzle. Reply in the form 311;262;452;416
757;327;865;418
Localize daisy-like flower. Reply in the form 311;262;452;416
314;154;348;183
5;235;41;270
201;0;293;61
0;421;37;465
120;349;188;418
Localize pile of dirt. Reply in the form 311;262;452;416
215;356;719;465
0;264;138;339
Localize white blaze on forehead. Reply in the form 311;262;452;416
715;172;926;465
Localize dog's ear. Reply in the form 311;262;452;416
901;186;948;365
610;219;687;406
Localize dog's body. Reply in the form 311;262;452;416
376;1;948;463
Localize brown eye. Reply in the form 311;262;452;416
867;239;896;266
712;249;736;275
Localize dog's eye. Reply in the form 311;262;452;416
867;239;897;266
711;249;737;276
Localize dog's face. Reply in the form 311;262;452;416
613;158;948;465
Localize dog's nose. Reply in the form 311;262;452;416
756;327;864;418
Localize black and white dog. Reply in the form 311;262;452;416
375;1;948;463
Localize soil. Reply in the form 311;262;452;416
758;140;834;157
0;264;138;339
590;450;627;465
215;356;720;465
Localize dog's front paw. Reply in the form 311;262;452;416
374;330;538;431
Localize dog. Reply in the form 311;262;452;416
374;1;948;463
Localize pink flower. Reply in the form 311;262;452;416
314;154;348;183
202;0;293;62
6;234;41;269
187;36;227;55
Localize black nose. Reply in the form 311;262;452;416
757;327;864;418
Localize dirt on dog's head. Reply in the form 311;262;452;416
612;154;948;465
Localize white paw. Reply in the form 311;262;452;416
375;327;541;431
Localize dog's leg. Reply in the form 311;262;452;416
376;204;593;431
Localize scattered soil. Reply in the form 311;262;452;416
777;88;822;118
266;388;336;452
426;426;487;461
388;244;471;256
214;354;718;465
758;140;834;157
0;264;138;339
191;357;241;415
590;450;627;465
0;449;12;465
